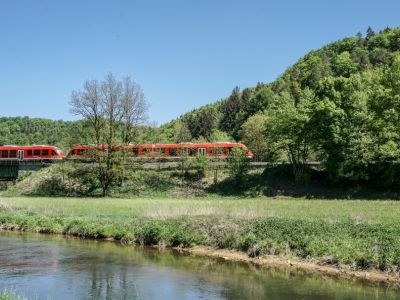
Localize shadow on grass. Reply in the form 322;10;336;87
207;165;400;200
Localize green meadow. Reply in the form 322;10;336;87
1;196;400;273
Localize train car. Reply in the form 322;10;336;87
67;144;116;160
127;143;253;158
68;143;253;159
0;145;64;162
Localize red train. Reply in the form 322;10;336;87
0;145;64;161
68;143;254;159
0;143;253;162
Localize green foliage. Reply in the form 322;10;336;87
219;86;250;138
264;89;314;183
0;290;25;300
333;51;359;77
188;156;209;176
6;163;101;197
2;196;400;272
208;129;232;142
3;27;400;189
182;105;219;141
226;148;250;183
239;112;270;161
0;117;92;151
156;28;400;189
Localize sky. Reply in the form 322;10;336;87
0;1;399;125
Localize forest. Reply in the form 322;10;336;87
1;27;400;188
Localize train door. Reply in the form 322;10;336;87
18;150;24;161
198;148;206;156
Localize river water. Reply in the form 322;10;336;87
0;232;398;300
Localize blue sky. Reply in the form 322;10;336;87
0;1;399;125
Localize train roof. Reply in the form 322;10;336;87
0;145;59;148
72;142;245;147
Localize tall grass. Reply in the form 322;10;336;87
0;290;25;300
1;197;400;272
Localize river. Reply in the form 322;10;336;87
0;232;398;299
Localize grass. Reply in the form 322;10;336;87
0;290;25;300
1;196;400;273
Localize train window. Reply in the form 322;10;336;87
198;148;206;156
1;150;8;158
141;148;150;155
42;149;49;156
9;150;17;158
27;150;33;156
178;148;187;156
34;149;40;156
51;150;57;156
132;148;138;157
188;148;196;156
77;149;85;155
169;148;177;156
210;147;224;155
158;148;166;155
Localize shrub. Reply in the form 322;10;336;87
226;148;250;183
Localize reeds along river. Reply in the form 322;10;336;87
0;232;398;300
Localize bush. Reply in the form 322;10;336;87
226;148;250;183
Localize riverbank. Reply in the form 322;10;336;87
1;196;400;286
186;247;400;286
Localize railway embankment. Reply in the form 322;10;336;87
0;196;400;286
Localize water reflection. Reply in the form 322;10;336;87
0;232;398;299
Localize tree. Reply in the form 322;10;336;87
239;112;269;161
226;148;250;183
184;106;218;140
70;73;148;196
311;74;375;182
333;51;358;77
264;90;314;184
219;87;244;134
70;80;103;146
366;26;376;40
176;121;192;142
120;77;148;145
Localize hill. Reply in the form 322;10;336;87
158;27;400;186
1;27;400;187
0;117;89;149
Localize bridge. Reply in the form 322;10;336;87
0;161;19;181
0;160;53;181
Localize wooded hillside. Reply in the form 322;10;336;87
2;27;400;186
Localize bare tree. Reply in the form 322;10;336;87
69;73;148;196
70;80;103;145
121;76;148;145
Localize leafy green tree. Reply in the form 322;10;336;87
175;121;192;142
184;106;219;140
311;74;375;181
264;90;314;183
208;129;232;142
226;148;250;183
333;51;358;77
351;47;370;71
239;112;270;161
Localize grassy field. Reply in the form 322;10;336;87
1;196;400;273
0;291;24;300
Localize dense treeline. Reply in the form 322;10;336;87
158;27;400;187
0;117;155;151
2;27;400;188
0;117;91;149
